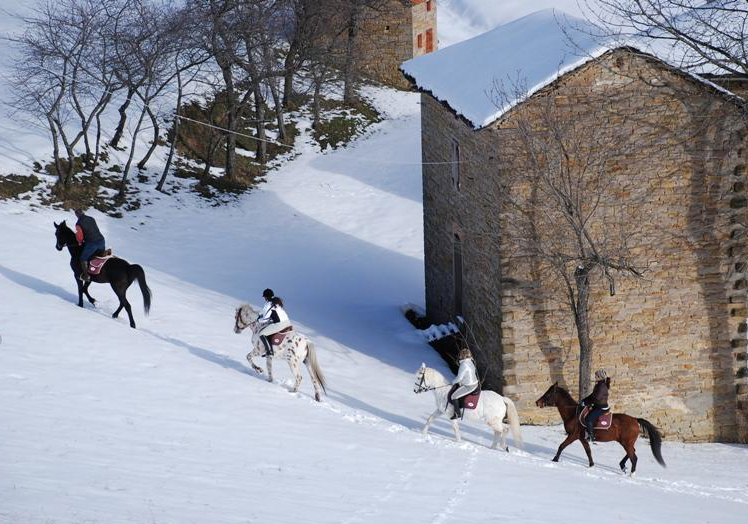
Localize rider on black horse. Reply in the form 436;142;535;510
450;348;479;420
581;369;611;442
74;208;106;283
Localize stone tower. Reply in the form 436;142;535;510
356;0;438;89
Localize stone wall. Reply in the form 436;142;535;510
356;1;414;89
420;50;748;442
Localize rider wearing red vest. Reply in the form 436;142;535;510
74;209;106;282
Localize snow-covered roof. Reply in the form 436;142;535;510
400;8;741;129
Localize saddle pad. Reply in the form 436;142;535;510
579;406;613;430
270;326;294;346
462;391;480;410
447;384;482;411
88;255;114;275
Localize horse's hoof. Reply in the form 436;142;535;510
588;463;595;468
314;393;321;402
504;447;509;453
112;313;118;318
266;377;273;383
551;457;559;463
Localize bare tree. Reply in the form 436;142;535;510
489;80;658;397
7;0;115;186
583;0;748;76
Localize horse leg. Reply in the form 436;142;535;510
288;354;302;393
619;455;629;474
452;418;462;442
266;352;274;383
111;280;135;328
303;353;323;402
422;409;442;435
488;418;508;451
83;281;96;305
552;433;578;462
76;277;84;308
623;442;638;476
580;437;595;467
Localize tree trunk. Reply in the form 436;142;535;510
312;78;322;130
268;78;286;142
119;105;148;197
110;87;135;148
47;114;64;184
91;94;111;174
222;65;237;180
253;82;267;164
574;266;593;400
157;72;183;193
343;1;361;104
55;120;76;188
137;104;160;170
282;36;299;107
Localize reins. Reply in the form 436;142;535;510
414;371;453;394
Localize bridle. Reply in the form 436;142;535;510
234;307;253;332
413;369;452;394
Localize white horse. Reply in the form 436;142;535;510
234;304;326;401
414;364;523;451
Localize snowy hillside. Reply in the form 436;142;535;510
1;3;747;524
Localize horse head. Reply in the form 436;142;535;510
54;220;73;251
413;363;427;393
234;304;259;334
536;382;560;408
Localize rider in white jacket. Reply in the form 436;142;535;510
257;288;274;320
258;297;292;356
451;348;479;419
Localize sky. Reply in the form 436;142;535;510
438;0;588;47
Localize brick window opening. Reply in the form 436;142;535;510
417;33;423;48
451;138;460;190
427;0;432;11
426;29;434;52
453;233;463;317
384;25;390;33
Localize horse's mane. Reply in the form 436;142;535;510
423;367;449;387
555;384;578;405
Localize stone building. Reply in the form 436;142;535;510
352;0;437;89
401;9;748;442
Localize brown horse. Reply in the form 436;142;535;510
535;382;666;475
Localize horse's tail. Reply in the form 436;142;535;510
503;396;523;449
305;342;326;394
637;418;666;467
127;264;152;315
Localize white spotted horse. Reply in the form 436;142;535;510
54;221;151;328
233;304;326;401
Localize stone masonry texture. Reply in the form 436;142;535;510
420;49;748;443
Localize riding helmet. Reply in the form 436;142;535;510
263;288;274;300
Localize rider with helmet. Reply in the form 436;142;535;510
582;369;611;442
258;288;274;320
257;296;291;356
450;348;479;419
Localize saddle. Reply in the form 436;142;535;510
579;406;613;430
270;326;294;346
447;383;482;411
87;250;114;275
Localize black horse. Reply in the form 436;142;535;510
54;221;151;328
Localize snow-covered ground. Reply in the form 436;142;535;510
1;4;747;524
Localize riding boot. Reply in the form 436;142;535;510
450;397;461;420
587;428;595;443
261;335;273;357
79;259;91;282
